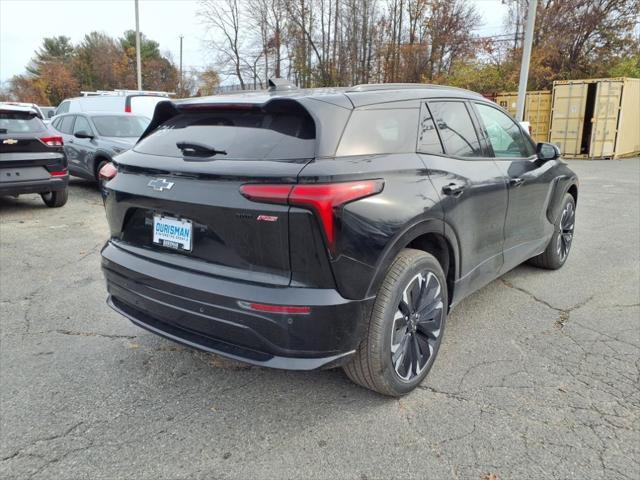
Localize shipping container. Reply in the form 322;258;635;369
495;90;552;143
549;78;640;159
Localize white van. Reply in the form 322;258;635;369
54;90;172;119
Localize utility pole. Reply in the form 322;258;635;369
515;0;537;122
179;35;183;96
135;0;142;91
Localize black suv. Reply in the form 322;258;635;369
100;84;578;396
0;105;68;207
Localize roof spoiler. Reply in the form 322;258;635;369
137;100;179;143
268;78;298;92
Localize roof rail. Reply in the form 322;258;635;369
79;89;174;97
347;83;464;93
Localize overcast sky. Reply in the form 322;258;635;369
0;0;509;85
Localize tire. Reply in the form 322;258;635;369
528;193;575;270
41;188;68;208
343;248;448;396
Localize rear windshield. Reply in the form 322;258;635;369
92;115;149;137
134;108;316;160
0;111;46;133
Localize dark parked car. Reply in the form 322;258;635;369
100;84;578;396
51;112;149;187
0;104;68;207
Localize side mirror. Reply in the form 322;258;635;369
74;130;94;139
537;142;560;161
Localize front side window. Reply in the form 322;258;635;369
73;116;92;135
428;101;482;157
336;108;419;156
475;103;535;158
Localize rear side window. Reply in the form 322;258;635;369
428;101;482;157
417;102;443;154
337;108;419;156
135;107;315;160
0;111;46;133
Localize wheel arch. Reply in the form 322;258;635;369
365;218;460;307
92;152;113;181
547;175;579;224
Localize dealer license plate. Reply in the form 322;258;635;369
152;215;193;252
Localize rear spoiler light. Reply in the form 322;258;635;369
240;180;384;254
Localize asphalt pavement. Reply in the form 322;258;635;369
1;159;639;480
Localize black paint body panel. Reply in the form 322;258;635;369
101;85;578;368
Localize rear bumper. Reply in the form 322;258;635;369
0;176;68;196
101;241;373;370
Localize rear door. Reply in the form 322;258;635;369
472;101;555;273
419;100;508;300
105;102;317;286
55;115;83;175
70;115;96;176
127;95;166;118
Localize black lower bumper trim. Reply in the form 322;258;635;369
108;296;355;370
0;177;68;196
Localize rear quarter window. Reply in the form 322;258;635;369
135;108;316;160
336;108;419;156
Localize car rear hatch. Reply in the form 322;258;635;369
0;109;66;179
105;99;328;286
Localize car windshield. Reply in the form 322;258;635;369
0;111;46;133
92;115;150;137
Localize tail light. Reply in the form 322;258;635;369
50;169;68;177
99;162;118;182
40;136;63;147
240;180;384;253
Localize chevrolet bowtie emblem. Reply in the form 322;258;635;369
147;178;175;192
2;139;18;145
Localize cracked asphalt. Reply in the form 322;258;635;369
1;159;639;480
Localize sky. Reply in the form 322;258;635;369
0;0;510;86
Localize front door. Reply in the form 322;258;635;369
472;101;556;273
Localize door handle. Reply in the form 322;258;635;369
509;177;525;188
442;182;466;197
68;139;74;144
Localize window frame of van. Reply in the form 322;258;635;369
55;101;70;116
